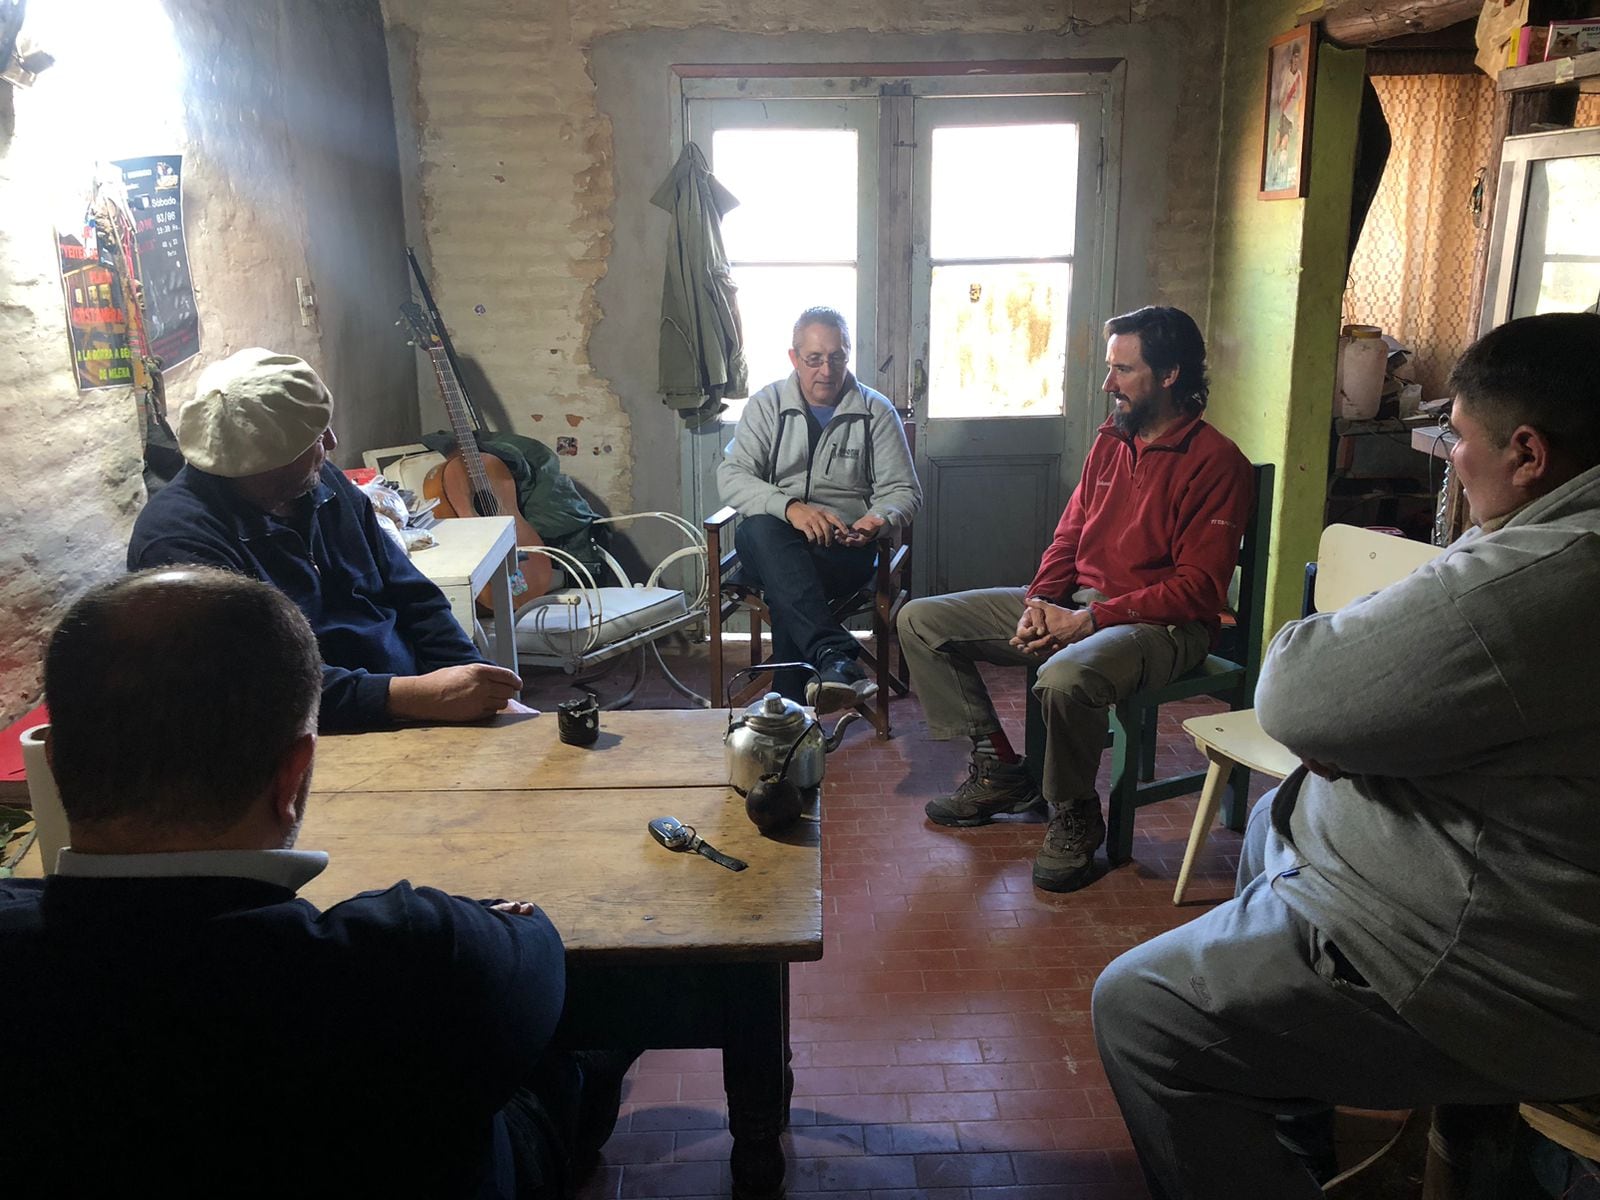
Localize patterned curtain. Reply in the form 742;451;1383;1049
1342;74;1497;399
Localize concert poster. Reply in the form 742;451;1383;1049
55;214;135;392
113;154;199;368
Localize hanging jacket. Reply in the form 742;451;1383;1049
650;143;748;425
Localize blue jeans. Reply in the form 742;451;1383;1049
734;514;877;698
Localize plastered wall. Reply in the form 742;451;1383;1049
1206;0;1364;635
0;0;416;725
380;0;1230;560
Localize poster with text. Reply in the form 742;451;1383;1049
114;154;199;368
56;216;135;391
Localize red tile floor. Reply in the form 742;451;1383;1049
521;640;1400;1200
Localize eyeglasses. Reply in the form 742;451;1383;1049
1435;411;1454;436
798;352;849;370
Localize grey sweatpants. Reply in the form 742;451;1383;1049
1091;793;1518;1200
896;587;1209;806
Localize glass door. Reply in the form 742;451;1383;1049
680;74;1117;599
910;91;1109;595
682;94;877;521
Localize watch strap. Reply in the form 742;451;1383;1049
695;841;748;872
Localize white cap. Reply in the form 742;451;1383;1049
177;348;333;478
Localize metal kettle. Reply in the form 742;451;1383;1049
724;670;857;797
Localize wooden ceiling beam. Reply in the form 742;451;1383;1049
1299;0;1486;47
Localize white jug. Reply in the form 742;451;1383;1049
1336;325;1386;421
21;724;67;874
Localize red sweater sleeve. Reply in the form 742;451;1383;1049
1089;446;1254;630
1027;483;1086;601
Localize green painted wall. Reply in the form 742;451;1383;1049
1207;1;1366;636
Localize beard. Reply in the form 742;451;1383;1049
1111;392;1155;436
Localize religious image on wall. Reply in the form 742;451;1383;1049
113;154;199;368
55;210;136;392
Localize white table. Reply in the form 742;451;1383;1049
409;516;518;672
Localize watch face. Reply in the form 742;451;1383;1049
648;816;691;850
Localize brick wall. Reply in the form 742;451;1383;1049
382;0;1228;529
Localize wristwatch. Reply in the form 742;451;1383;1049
648;816;747;872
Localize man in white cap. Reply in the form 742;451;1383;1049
129;347;526;731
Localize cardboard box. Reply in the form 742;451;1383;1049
1546;19;1600;60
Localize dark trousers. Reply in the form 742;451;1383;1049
496;1048;635;1199
734;514;877;698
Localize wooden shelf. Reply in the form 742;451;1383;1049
1411;427;1458;462
1499;50;1600;95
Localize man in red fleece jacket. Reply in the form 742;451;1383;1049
897;306;1252;893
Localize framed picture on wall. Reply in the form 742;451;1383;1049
1260;25;1317;200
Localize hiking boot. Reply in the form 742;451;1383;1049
1032;800;1106;892
925;759;1045;827
806;654;877;715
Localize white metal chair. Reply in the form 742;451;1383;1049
1173;524;1441;903
361;443;710;708
501;511;710;709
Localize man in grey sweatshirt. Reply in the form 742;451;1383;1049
1092;312;1600;1199
717;307;920;711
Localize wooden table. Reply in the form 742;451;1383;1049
306;708;818;1197
410;515;518;672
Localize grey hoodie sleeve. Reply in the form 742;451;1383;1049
866;399;922;530
716;384;795;521
1255;548;1531;778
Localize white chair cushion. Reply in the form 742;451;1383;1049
514;586;688;658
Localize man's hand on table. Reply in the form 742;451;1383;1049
785;500;851;545
388;663;525;722
1010;597;1096;656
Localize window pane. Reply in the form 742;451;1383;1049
1533;262;1600;315
928;262;1069;418
1519;156;1600;316
1538;156;1600;257
723;264;857;423
713;129;858;263
930;124;1078;260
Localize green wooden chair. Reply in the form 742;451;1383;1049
1024;462;1274;866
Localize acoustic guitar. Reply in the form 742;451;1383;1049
398;301;553;609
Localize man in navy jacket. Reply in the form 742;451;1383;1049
0;568;611;1197
128;347;524;731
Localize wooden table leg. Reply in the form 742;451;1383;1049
723;962;791;1200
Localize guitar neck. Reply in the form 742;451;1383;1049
427;345;499;518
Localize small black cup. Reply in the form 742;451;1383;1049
556;693;600;747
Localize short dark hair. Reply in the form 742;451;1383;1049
1446;312;1600;465
44;568;322;832
1104;306;1210;414
793;306;851;349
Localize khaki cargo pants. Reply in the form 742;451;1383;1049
896;587;1209;807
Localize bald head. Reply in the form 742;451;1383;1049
45;569;322;834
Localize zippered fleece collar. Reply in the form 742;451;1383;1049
1094;409;1210;455
772;370;874;421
